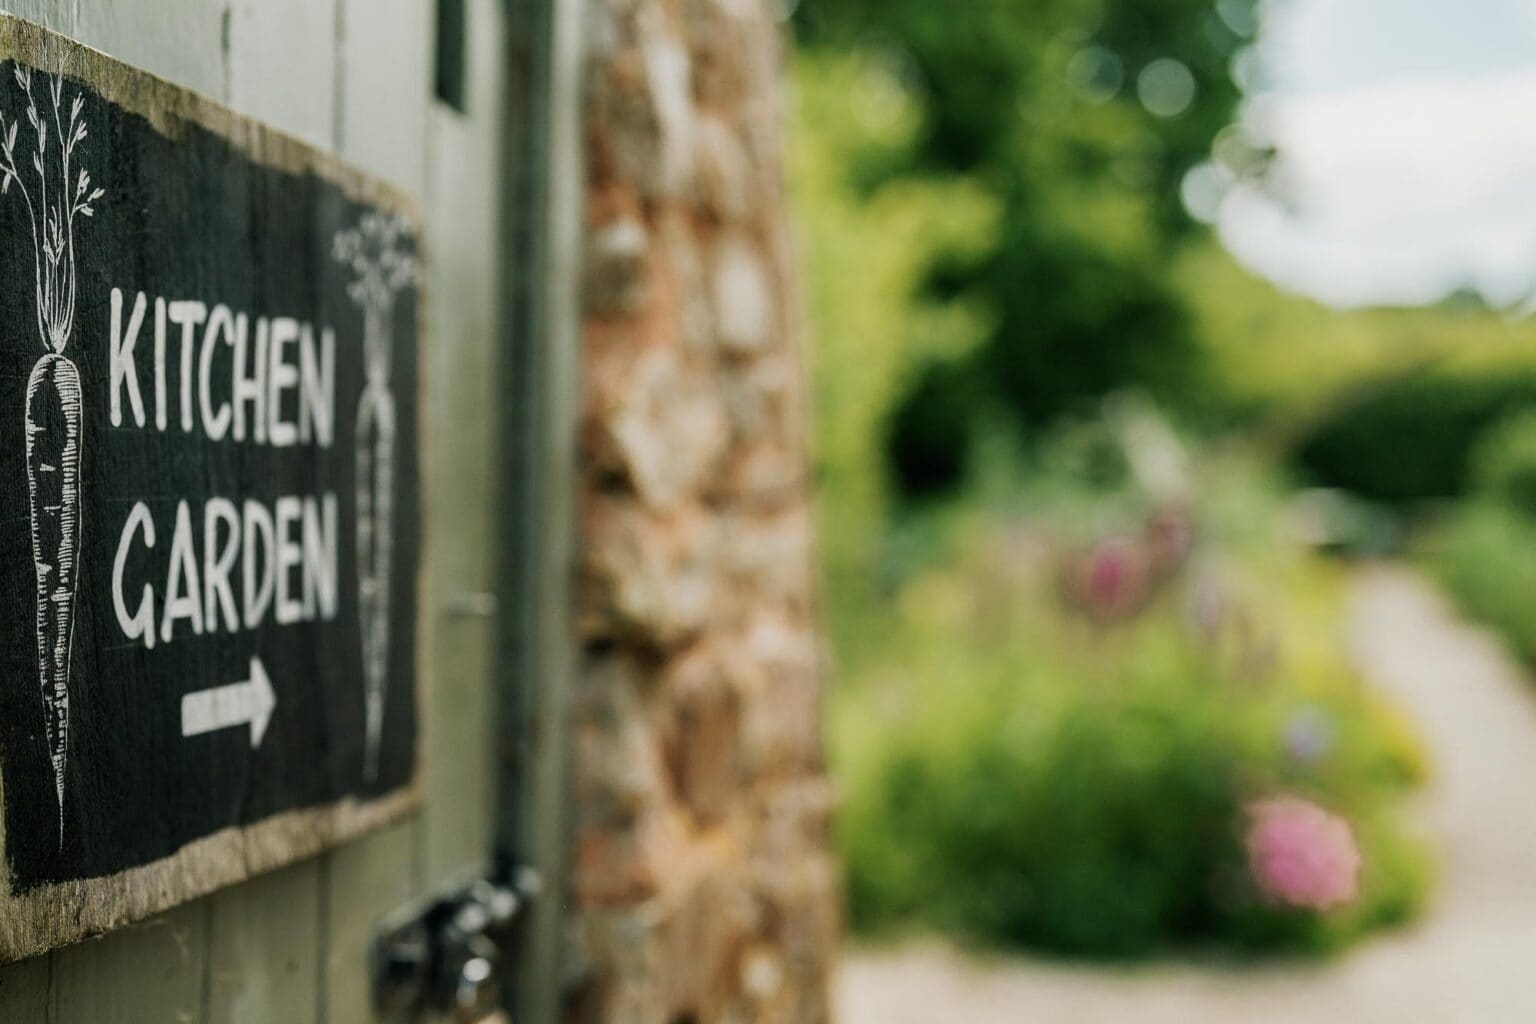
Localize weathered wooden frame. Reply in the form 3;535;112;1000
0;13;429;963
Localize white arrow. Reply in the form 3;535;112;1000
180;657;276;748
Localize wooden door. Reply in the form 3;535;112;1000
0;0;572;1019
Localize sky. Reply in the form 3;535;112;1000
1214;0;1536;309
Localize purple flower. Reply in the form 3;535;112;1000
1283;706;1336;765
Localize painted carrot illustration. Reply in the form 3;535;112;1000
0;67;103;835
333;214;414;781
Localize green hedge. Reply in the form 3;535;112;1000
1470;410;1536;520
1423;412;1536;665
1424;498;1536;666
1292;372;1536;504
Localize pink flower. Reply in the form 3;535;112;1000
1063;535;1152;623
1244;795;1361;911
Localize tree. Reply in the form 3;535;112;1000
795;0;1257;498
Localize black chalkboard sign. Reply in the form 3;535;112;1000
0;17;423;960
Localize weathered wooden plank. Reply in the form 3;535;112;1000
0;1;75;33
338;0;432;193
320;821;418;1022
51;904;205;1023
315;6;433;1021
0;950;50;1020
214;79;429;1024
208;862;322;1024
209;8;334;1022
71;0;226;100
421;0;507;883
228;0;337;148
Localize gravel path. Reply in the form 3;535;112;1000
837;567;1536;1022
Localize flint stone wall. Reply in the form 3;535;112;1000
568;0;836;1020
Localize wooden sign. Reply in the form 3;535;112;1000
0;17;423;960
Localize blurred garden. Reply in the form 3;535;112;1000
789;0;1536;983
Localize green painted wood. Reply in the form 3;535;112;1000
228;0;337;148
192;7;335;1021
0;949;50;1020
321;821;419;1023
52;904;205;1023
208;863;322;1024
421;0;508;885
71;0;227;101
0;2;75;33
316;4;435;1021
339;0;432;194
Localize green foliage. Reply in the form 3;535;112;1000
841;654;1245;955
834;453;1430;957
975;227;1210;429
794;0;1257;499
797;0;1250;224
1470;411;1536;519
1424;501;1536;666
1171;242;1536;504
1423;405;1536;662
1292;373;1536;504
1171;243;1535;428
791;50;998;656
885;358;986;499
791;0;1438;967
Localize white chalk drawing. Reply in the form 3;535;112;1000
333;213;414;781
0;67;104;837
180;656;277;750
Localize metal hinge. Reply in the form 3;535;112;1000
372;867;541;1022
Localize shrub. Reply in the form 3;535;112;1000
1422;415;1536;666
1291;372;1536;504
1423;500;1536;665
887;358;983;501
835;510;1430;958
1470;410;1536;519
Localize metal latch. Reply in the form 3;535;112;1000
372;867;540;1022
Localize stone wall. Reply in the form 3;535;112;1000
568;0;836;1021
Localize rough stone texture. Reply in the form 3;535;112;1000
571;1;836;1021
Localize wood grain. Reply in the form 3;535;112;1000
0;947;50;1020
0;2;75;34
315;5;434;1018
338;0;432;195
208;863;322;1024
71;0;226;101
321;821;418;1023
52;904;205;1023
228;0;337;149
422;0;508;883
